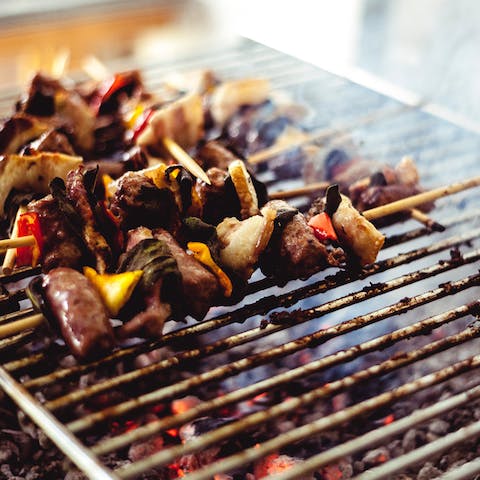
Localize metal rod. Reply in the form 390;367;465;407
116;324;480;480
352;420;480;480
47;245;480;415
91;290;480;456
436;453;480;480
0;366;119;480
268;385;480;480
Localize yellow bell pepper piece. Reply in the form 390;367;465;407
142;163;169;189
83;266;143;317
124;104;146;130
102;174;115;200
187;242;233;298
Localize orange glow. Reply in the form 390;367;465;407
171;396;200;415
377;453;388;463
167;428;179;437
322;465;343;480
383;414;395;425
168;464;185;478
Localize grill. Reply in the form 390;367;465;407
1;39;480;480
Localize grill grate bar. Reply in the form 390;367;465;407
91;275;480;455
115;313;480;479
266;382;480;480
183;359;480;480
352;419;480;480
0;365;118;480
43;240;480;414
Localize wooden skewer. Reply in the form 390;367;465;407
409;208;445;232
363;176;480;221
162;137;211;185
268;181;330;200
2;206;27;274
0;313;44;340
0;235;35;254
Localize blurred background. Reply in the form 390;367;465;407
0;0;478;124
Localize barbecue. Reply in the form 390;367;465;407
0;39;480;480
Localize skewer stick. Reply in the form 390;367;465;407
82;55;110;82
51;48;70;79
162;137;211;185
409;208;445;232
363;176;480;221
0;235;36;254
268;181;330;200
0;313;44;340
2;206;28;274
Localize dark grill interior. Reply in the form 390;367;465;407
1;39;480;480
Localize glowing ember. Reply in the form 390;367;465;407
383;413;395;425
171;396;201;415
167;428;179;438
254;453;313;479
168;463;185;478
321;464;343;480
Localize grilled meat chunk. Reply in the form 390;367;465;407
119;229;177;338
261;206;344;281
65;167;112;273
27;195;84;272
118;279;172;339
195;167;239;225
153;228;220;320
42;267;115;361
197;140;239;171
110;171;181;234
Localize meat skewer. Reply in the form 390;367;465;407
0;173;478;348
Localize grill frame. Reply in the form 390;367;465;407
1;39;480;480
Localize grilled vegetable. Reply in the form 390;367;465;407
0;152;82;217
217;209;276;280
307;212;338;242
331;194;385;266
228;159;259;219
187;242;232;297
83;266;143;317
15;212;44;267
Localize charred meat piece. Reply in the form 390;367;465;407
260;200;344;281
118;232;181;338
37;267;115;361
195;167;240;225
65;167;112;273
27;195;84;272
118;279;172;339
197;140;240;171
153;228;220;320
110;171;181;234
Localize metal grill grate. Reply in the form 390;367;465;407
1;39;480;480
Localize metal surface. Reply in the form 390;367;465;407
1;39;480;480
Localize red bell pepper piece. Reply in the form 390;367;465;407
307;212;338;242
132;108;155;142
16;212;44;267
90;72;133;115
